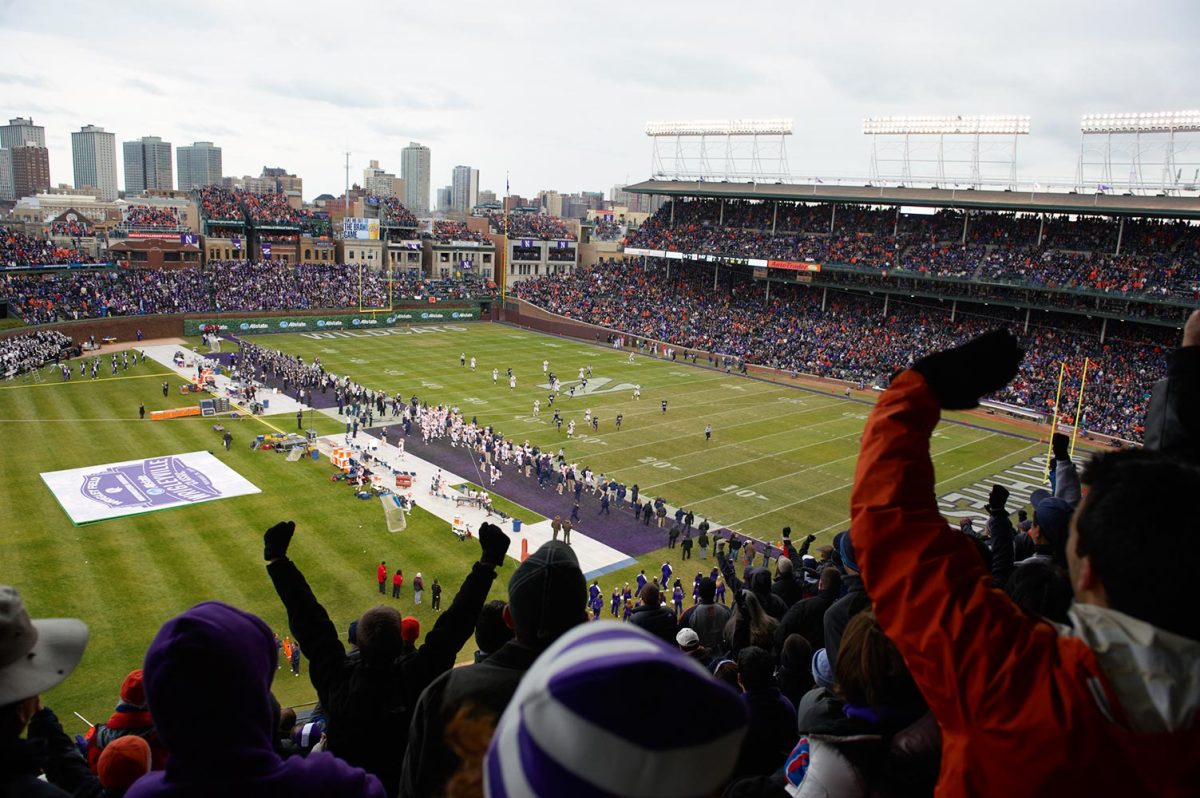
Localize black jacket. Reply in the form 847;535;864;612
4;708;106;798
734;688;797;779
679;600;732;652
773;586;838;654
268;558;497;797
987;508;1016;587
1145;345;1200;459
399;640;541;798
717;553;788;620
822;573;869;672
629;604;678;645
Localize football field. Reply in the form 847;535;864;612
2;320;1050;723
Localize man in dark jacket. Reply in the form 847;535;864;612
629;584;677;644
263;520;510;797
1145;309;1199;459
823;532;870;672
678;577;732;652
732;646;797;778
774;567;841;654
0;585;88;798
985;485;1016;587
126;600;384;798
399;541;587;797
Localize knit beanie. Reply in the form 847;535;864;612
97;734;151;789
400;616;421;643
118;669;147;710
484;623;748;797
506;541;587;645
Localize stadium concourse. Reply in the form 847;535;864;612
138;341;636;579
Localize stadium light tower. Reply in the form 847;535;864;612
863;114;1030;189
645;119;793;182
1076;110;1200;195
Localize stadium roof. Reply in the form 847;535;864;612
623;180;1200;220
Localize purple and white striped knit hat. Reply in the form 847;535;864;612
484;622;748;798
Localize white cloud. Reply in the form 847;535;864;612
3;0;1197;201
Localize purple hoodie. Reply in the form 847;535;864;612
126;601;384;798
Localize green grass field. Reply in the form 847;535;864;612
3;321;1049;724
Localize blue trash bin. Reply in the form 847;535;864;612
512;518;522;533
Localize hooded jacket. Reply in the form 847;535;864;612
717;554;788;620
850;369;1200;796
125;601;384;798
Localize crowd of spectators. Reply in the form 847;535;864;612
369;196;418;228
0;329;73;378
516;258;1176;441
626;200;1200;300
484;211;576;241
46;219;94;238
1;227;98;269
0;262;496;323
592;217;624;240
197;186;243;222
429;221;490;245
122;206;180;229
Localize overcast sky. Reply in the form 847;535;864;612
2;0;1196;202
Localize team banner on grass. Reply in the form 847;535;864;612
41;451;261;525
182;307;481;335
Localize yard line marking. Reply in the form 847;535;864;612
725;432;999;529
0;372;166;390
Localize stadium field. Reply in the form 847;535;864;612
5;321;1060;724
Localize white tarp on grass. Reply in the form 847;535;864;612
41;451;261;525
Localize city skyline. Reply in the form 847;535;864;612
2;0;1197;201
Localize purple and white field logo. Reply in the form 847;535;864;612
43;451;261;524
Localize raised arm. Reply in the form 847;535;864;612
850;332;1060;729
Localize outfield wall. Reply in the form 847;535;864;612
0;302;497;344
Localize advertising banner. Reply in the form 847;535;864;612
343;217;380;240
41;451;261;525
182;307;482;335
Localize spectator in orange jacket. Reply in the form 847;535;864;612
848;328;1200;796
86;669;168;773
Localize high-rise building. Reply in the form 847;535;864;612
123;136;173;194
401;142;431;215
478;189;497;206
0;117;45;149
436;186;452;213
0;149;13;200
451;165;480;213
10;146;51;199
177;141;223;190
363;159;402;198
71;125;118;201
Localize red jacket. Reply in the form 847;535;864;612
377;564;387;584
392;572;403;587
850;370;1200;796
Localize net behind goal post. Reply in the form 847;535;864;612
380;494;407;533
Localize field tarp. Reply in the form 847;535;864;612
183;307;481;336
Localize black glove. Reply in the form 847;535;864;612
264;521;295;561
912;329;1024;410
805;533;817;544
478;522;511;568
987;485;1009;514
1052;433;1070;461
781;526;791;539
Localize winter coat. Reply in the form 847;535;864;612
774;586;838;655
679;600;732;653
850;369;1200;796
821;574;869;673
733;688;797;779
126;601;385;798
1145;345;1199;458
629;604;678;646
265;560;495;796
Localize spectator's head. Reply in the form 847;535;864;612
713;659;740;690
476;599;514;656
484;623;748;796
0;585;87;737
698;576;717;603
356;605;404;661
401;616;421;644
776;556;793;579
811;648;835;690
834;531;859;574
291;720;324;753
640;583;662;608
278;706;297;735
1006;561;1073;625
818;567;842;593
141;601;279;773
736;646;775;692
834;610;924;711
97;734;152;792
675;627;703;657
1072;450;1200;641
118;668;147;711
505;541;587;648
1029;489;1073;567
781;634;813;674
347;619;358;648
